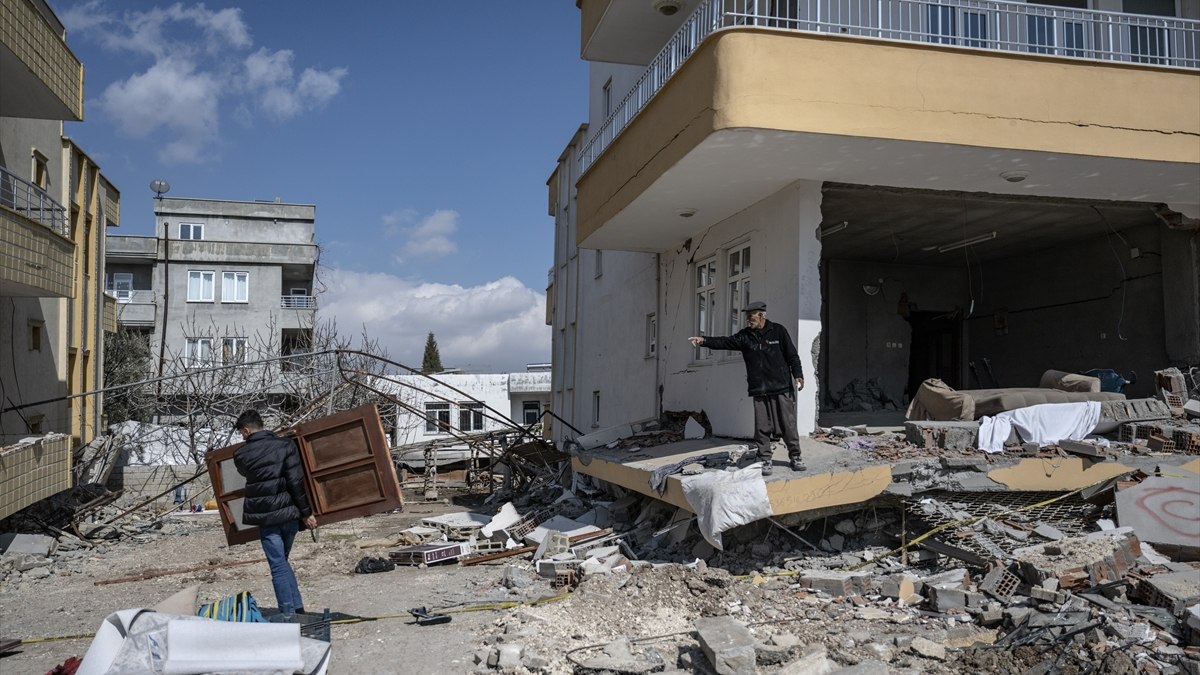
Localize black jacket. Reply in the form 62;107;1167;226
703;320;804;397
233;430;313;527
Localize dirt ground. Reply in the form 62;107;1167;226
0;494;520;675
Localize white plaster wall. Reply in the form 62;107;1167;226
387;373;520;447
588;62;646;133
660;180;824;438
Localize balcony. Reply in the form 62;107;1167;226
575;0;1199;251
105;289;156;327
0;0;84;120
280;295;317;309
581;0;1199;174
0;166;73;297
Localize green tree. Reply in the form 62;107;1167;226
421;332;443;373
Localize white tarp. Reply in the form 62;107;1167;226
76;609;329;675
977;401;1102;453
681;464;773;550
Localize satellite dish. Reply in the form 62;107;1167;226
149;179;170;197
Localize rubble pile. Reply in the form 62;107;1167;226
0;486;209;592
828;378;901;413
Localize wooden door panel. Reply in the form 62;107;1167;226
206;403;402;546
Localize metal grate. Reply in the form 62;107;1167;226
905;490;1096;558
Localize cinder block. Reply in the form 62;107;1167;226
904;421;978;452
929;586;968;612
695;616;756;675
800;571;871;597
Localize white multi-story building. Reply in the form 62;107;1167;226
547;0;1199;447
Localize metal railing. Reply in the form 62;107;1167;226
105;289;155;304
281;295;317;309
579;0;1200;172
0;165;69;237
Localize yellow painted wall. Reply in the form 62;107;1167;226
577;29;1200;242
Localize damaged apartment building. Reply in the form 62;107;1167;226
544;1;1199;519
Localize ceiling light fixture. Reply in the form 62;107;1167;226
938;231;997;253
862;279;882;296
1000;170;1029;183
818;221;848;238
677;208;697;218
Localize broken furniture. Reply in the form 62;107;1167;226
906;374;1126;422
205;404;403;546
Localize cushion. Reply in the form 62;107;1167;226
1039;369;1101;393
906;379;976;421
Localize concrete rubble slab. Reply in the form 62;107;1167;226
0;533;56;557
695;616;757;675
523;515;601;546
1114;476;1200;558
569;423;1200;523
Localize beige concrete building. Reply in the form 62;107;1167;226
548;0;1199;474
1;0;120;518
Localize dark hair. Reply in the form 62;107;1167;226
234;410;264;432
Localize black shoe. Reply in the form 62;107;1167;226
789;458;806;472
761;462;774;476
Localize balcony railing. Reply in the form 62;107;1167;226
579;0;1200;172
105;289;155;304
0;166;69;237
281;295;316;309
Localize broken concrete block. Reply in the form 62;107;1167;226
830;426;859;438
904;420;978;451
770;633;802;649
921;569;970;590
772;645;840;675
800;571;872;597
695;616;757;675
523;516;600;546
929;586;968;612
1141;570;1200;616
862;643;894;662
827;660;891;675
0;533;56;557
578;638;664;674
877;574;916;600
480;502;521;539
684;416;706;439
1115;477;1200;557
754;643;792;667
497;643;524;669
979;566;1020;601
940;456;988;471
908;636;946;661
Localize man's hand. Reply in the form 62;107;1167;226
304;515;317;529
796;377;805;391
688;336;705;347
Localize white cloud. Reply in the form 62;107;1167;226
319;269;550;372
383;209;461;260
62;1;346;163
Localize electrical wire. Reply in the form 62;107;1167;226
1091;206;1129;341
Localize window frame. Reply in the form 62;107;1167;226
645;313;657;358
591;390;601;428
424;402;451;434
693;256;717;361
726;242;752;336
109;272;134;302
221;337;248;365
178;223;204;240
187;270;215;302
185;337;214;368
458;402;485;432
221;271;250;303
522;401;541;426
28;320;43;351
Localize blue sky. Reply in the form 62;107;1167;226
59;1;585;372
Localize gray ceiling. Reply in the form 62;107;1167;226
818;183;1163;266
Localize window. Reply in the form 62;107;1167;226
727;244;751;334
523;401;541;426
694;257;717;359
459;402;485;432
185;337;214;368
187;271;214;302
594;250;603;278
222;337;247;364
424;403;450;433
179;223;204;240
32;149;49;190
602;78;613;119
27;414;44;434
109;272;133;302
28;320;43;351
591;391;601;428
222;271;249;303
646;313;657;357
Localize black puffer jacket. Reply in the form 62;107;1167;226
233;430;313;527
703;320;804;397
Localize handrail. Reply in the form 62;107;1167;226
0;165;69;237
579;0;1200;173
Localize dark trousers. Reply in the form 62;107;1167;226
752;391;801;462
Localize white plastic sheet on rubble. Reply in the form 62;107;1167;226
680;464;772;550
976;401;1101;453
77;609;329;675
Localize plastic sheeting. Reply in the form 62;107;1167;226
76;609;330;675
680;464;773;550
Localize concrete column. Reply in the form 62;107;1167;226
1161;227;1200;364
795;181;824;435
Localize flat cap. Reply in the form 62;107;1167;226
743;301;766;312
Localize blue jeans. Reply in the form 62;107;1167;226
259;521;303;615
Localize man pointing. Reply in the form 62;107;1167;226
689;301;805;475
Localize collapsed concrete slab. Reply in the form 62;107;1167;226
1114;476;1200;560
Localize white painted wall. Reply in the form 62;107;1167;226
384;372;550;448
